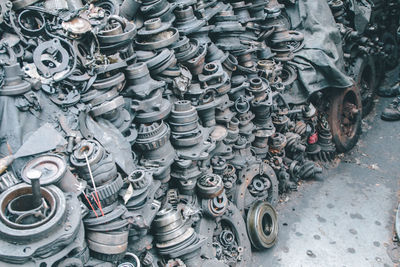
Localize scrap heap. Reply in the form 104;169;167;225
0;0;397;266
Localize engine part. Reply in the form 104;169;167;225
0;184;83;265
18;9;45;36
197;173;224;199
252;123;275;159
118;252;141;267
269;133;287;157
21;153;79;193
70;139;118;186
153;208;206;263
33;39;70;79
198;61;230;95
85;173;124;207
169;100;203;147
316;115;336;161
83;203;128;232
198;202;251;266
125;63;161;97
288;160;323;181
62;17;92;35
270;156;297;192
0;63;31;96
233;162;279;213
87;230;129;261
211;10;246;51
201;189;228;218
170;37;199;62
284;132;306;160
171;159;203;195
97;16;137;47
0;172;21;193
174;5;206;35
246;200;278;249
135;121;175;182
195;89;217;127
136;18;179;50
124;169;154;209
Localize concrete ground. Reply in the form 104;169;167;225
252;73;400;266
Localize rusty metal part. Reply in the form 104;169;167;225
170;36;199;62
125;62;165;98
33;39;70;79
252;124;275;159
246;200;278;249
288;160;323;181
211;10;246;51
87;230;129;261
70;139;118;186
196;173;224;199
174;5;206;35
269;133;287;156
21;153;79;193
135;121;175;182
169;100;203;147
0;172;20;193
62;17;92;35
201;189;228;218
153;207;206;262
0;63;31;96
328;85;362;152
201;202;251;266
181;42;207;75
0;184;82;265
198;61;230;95
316;115;336;161
233;162;279;213
136;18;179;50
118;252;141;267
85;173;124;207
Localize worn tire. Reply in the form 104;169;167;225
328;85;362;152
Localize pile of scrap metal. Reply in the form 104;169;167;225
327;0;399;116
0;0;397;266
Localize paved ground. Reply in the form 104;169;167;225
252;74;400;266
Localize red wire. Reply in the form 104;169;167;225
83;192;98;218
91;192;104;217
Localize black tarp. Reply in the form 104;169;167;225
284;0;353;104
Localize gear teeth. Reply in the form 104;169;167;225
87;174;123;207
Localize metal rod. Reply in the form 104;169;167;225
26;169;43;208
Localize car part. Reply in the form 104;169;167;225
0;63;31;96
0;183;83;265
328;85;362;152
246;200;278;249
21;153;79;193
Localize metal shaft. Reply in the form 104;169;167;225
31;177;42;208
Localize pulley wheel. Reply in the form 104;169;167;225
246;200;278;249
